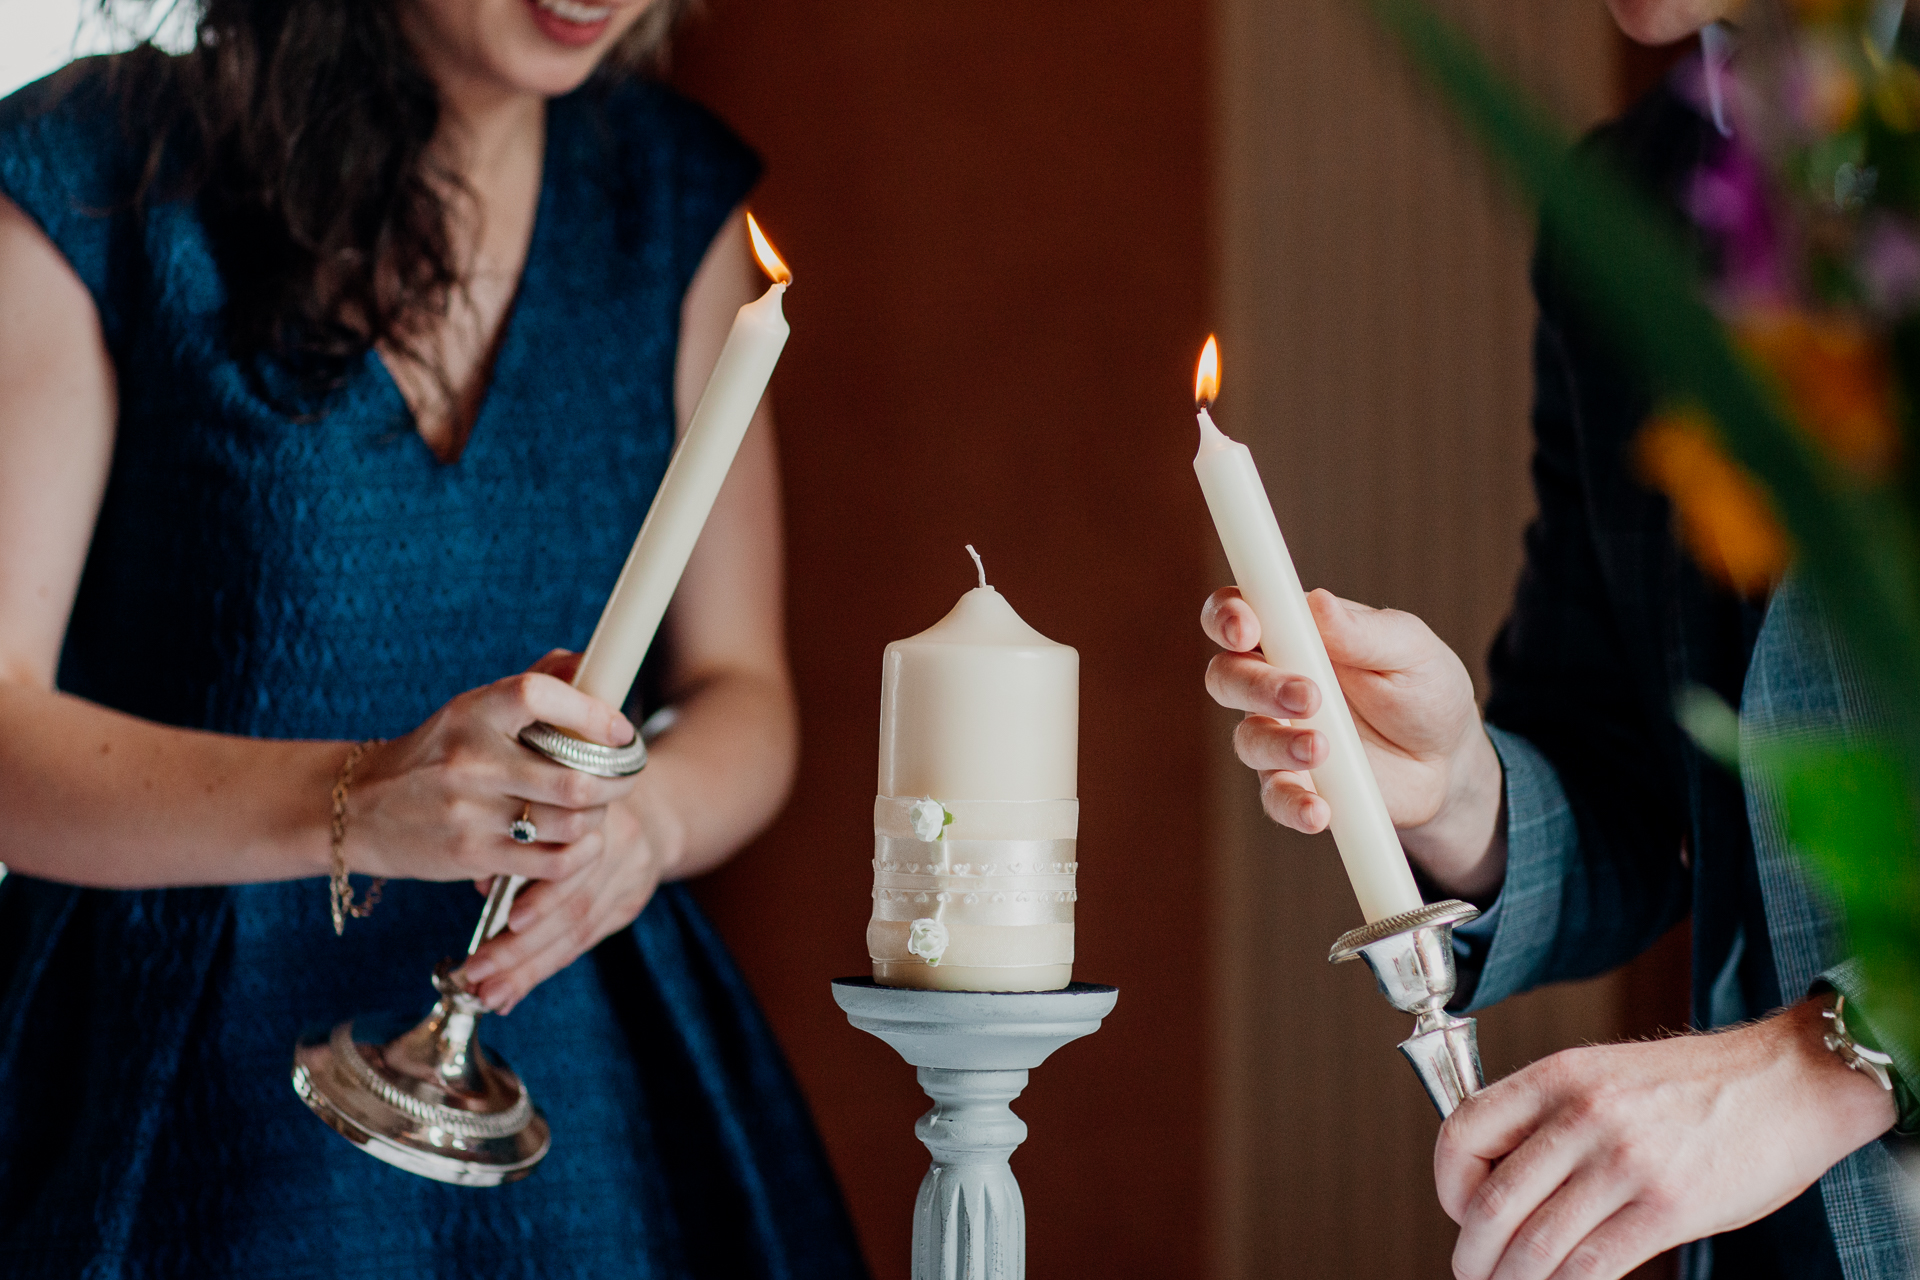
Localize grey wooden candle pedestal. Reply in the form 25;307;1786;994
832;978;1118;1280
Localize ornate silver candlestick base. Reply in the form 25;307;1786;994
833;977;1117;1280
291;723;647;1185
1329;898;1484;1117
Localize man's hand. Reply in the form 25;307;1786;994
1200;586;1507;900
1436;999;1896;1280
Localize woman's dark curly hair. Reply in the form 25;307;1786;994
102;0;688;405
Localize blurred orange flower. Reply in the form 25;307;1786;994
1788;0;1871;25
1735;311;1902;473
1799;37;1865;131
1870;59;1920;131
1637;410;1793;595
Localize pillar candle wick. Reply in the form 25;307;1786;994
965;544;987;589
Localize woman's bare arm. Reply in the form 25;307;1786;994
0;193;340;886
0;194;627;890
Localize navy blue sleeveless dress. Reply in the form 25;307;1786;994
0;62;866;1280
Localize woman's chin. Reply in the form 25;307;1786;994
1606;0;1729;45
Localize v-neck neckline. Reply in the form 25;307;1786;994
367;102;561;469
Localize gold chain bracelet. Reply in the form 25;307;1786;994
329;739;386;935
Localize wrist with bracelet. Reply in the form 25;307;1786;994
329;739;386;935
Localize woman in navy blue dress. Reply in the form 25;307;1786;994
0;1;865;1276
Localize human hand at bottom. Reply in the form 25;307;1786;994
457;783;684;1014
454;650;689;1015
1435;999;1895;1280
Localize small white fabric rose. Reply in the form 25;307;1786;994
907;917;950;965
909;797;950;842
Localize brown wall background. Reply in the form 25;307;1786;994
673;5;1212;1277
671;1;1700;1275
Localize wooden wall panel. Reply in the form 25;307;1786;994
1210;0;1620;1275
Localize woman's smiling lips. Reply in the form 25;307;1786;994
526;0;616;47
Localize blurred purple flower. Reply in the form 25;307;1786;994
1689;138;1789;306
1859;218;1920;316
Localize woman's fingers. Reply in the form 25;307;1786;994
479;836;595;884
526;648;583;682
461;860;603;1011
1205;652;1320;720
1201;587;1262;653
507;799;606;847
478;669;635;749
508;762;631;810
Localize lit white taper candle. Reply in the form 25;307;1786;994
1190;336;1423;923
571;214;793;708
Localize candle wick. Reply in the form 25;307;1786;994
965;544;987;589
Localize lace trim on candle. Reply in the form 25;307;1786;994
871;888;1075;927
872;837;1077;879
874;795;1077;842
870;832;1077;928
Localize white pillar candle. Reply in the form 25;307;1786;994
571;214;793;708
1190;338;1423;924
869;548;1079;991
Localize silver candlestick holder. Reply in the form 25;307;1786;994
833;977;1117;1280
1329;898;1484;1117
291;721;648;1185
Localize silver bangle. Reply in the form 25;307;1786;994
1822;995;1895;1091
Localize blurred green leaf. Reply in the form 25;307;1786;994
1752;735;1920;1052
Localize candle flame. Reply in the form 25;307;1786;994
746;212;792;285
1195;335;1220;406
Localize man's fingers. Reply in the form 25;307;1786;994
1257;769;1329;833
1234;715;1325;772
1481;1167;1636;1280
1308;588;1437;673
1447;1116;1611;1280
1435;1068;1562;1219
1545;1201;1668;1280
1201;588;1261;653
1205;652;1320;719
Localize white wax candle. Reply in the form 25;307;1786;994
878;555;1078;802
870;549;1079;992
571;215;792;709
1192;380;1423;923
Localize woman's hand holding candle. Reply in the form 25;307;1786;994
1200;585;1509;905
344;655;642;889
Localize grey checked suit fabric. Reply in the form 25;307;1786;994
1465;573;1917;1279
